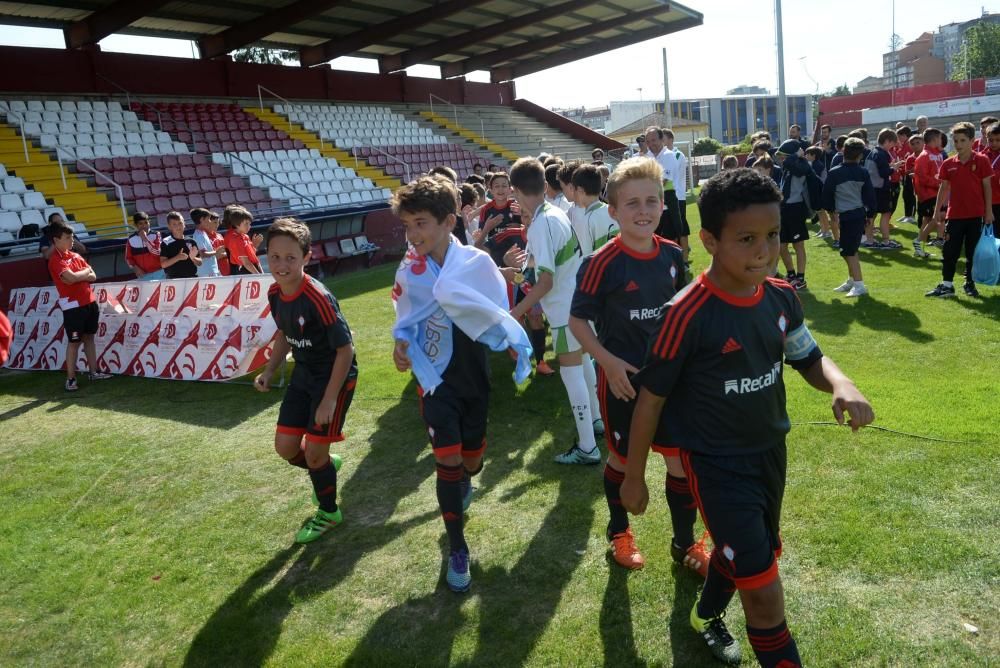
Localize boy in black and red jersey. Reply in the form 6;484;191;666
474;172;521;243
622;169;875;667
254;218;358;544
569;158;707;575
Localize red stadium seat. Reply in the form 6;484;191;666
171;195;189;210
194;142;210;153
129;157;146;170
131;169;149;184
136;198;154;214
177;154;194;167
153;197;171;213
93;158;113;172
249;188;266;202
192;154;209;165
112;157;130;171
180;166;197;179
188;193;206;208
146;156;163;169
183;180;201;194
114;170;132;185
195;166;213;179
217;131;232;142
220;142;235;152
235;190;251;204
209;164;227;177
217;190;236;205
204;131;218;143
234;141;248;152
132;184;152;199
228;176;244;189
204;192;222;207
214;177;230;191
151;183;169;197
199;177;217;192
161;155;179;168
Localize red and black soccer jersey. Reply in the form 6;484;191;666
479;199;521;239
570;235;686;368
634;274;823;456
484;225;525;267
268;276;357;376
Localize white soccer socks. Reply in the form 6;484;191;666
560;363;598;453
582;354;602;423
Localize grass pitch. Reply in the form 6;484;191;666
1;206;998;667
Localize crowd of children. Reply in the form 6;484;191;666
35;111;998;668
721;116;999;300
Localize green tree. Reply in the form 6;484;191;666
692;136;723;156
231;46;299;66
950;22;1000;81
832;84;851;96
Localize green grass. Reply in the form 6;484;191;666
1;206;998;667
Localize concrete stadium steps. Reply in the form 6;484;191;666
390;103;597;163
246;107;399;189
0;125;126;233
415;111;517;162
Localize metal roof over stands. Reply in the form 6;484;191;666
0;0;702;82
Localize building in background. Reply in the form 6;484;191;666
854;76;886;94
934;13;1000;79
883;32;945;89
554;106;611;132
727;85;769;95
606;113;709;152
609;94;812;145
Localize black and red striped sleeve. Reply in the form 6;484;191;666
633;282;709;398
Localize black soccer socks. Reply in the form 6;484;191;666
530;327;546;363
287;451;309;469
697;555;737;620
603;464;629;539
747;619;801;667
308;458;338;512
436;462;467;553
666;474;696;550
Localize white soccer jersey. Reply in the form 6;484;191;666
584;201;620;254
649;146;678;191
525;201;582;328
672;148;689;200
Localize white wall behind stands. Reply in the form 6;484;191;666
861;93;1000;125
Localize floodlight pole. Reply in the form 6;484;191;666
663;47;673;128
775;0;788;140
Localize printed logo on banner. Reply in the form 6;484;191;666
124;320;162;377
7;276;276;379
96;315;127;374
160;321;203;379
214;279;243;317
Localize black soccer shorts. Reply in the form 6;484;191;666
62;301;99;343
418;382;488;460
598;367;677;463
780;202;808;244
277;364;356;444
681;444;786;590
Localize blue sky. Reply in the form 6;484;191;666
0;0;993;108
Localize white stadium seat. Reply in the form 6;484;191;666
0;212;20;232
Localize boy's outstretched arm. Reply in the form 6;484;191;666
797;357;875;432
621;388;666;515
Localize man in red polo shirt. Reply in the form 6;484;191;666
47;220;112;391
925;122;994;299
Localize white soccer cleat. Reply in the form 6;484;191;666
833;280;854;293
846;284;869;298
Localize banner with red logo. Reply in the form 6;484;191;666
4;276;278;381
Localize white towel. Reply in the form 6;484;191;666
392;237;532;394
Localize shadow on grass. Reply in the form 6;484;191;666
182;379;436;667
343;356;605;665
668;565;713;667
0;372;285;428
599;560;644;667
798;291;934;343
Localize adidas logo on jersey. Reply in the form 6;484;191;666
625;280;640;292
724;362;782;395
721;337;742;354
629;305;664;321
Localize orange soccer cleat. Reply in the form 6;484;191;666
610;527;645;570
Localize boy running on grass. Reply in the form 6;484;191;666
254;218;358;544
392;175;532;593
622;169;875;666
569;158;707;574
509;157;603;465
